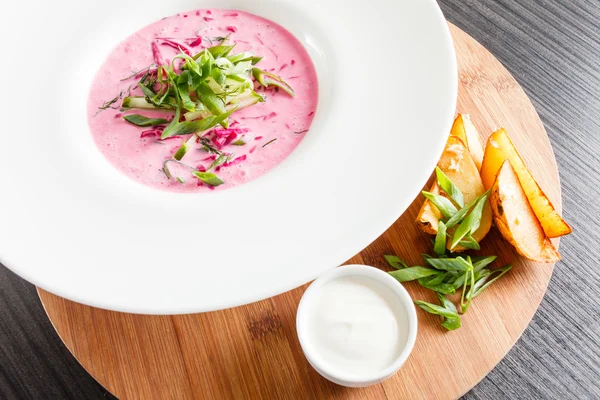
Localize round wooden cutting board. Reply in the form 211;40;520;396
38;24;562;400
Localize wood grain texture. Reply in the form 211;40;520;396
35;24;561;400
438;2;600;399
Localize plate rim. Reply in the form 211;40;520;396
1;0;457;314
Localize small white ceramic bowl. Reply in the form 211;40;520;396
296;265;418;387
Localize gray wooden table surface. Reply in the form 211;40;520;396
1;1;599;399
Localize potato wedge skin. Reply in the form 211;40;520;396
491;160;561;262
416;181;441;235
417;136;492;250
481;128;571;238
450;114;484;171
438;136;485;202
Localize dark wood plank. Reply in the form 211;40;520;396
437;0;600;399
0;265;114;399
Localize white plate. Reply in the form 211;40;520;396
0;0;456;313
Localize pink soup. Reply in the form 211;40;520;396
87;9;318;192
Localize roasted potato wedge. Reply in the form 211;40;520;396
417;136;493;250
417;181;442;235
491;160;560;262
481;128;571;238
450;114;484;171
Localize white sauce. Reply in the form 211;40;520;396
305;275;409;377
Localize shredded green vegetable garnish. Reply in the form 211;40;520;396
385;169;512;330
106;36;295;186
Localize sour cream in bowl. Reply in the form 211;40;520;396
296;265;418;387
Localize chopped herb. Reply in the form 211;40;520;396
414;300;459;320
120;64;155;81
162;109;234;139
435;167;464;207
205;44;237;59
458;236;481;251
192;171;224;187
176;177;185;184
472;265;512;298
458;257;475;313
424;255;472;272
197;137;223;155
96;92;124;115
472;256;498;272
98;95;121;110
173;136;196;161
422;191;458;220
389;267;439;282
450;190;491;250
384;170;511;330
208;154;229;170
103;36;296;189
418;276;456;295
437;293;462;330
252;68;295;97
262;138;277;148
434;221;447;256
385;255;409;270
162;159;194;180
123;114;169;127
445;197;477;228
